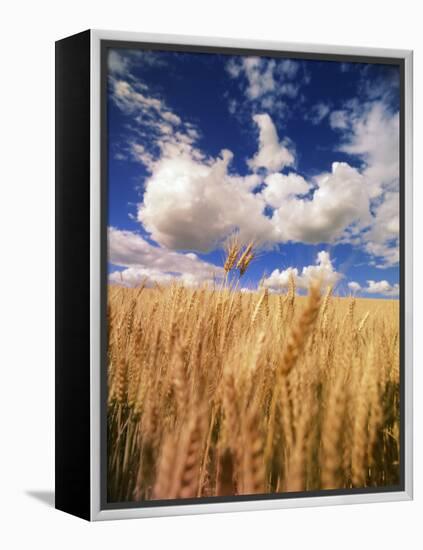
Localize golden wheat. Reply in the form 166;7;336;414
107;279;400;502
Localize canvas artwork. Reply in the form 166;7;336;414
105;47;401;504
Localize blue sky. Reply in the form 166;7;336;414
107;47;400;298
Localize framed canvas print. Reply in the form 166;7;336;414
55;29;413;521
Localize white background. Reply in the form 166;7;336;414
0;1;421;548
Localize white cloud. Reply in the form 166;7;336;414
247;113;295;173
108;51;129;75
107;49;166;78
261;250;342;292
109;267;217;288
112;79;164;114
340;101;399;197
225;56;303;114
226;57;242;79
307;102;330;125
162;110;182;125
135;139;378;257
243;57;276;100
130;143;155;170
262;173;310;208
359;66;400;104
262;266;299;292
259;96;287;116
364;191;399;267
329;110;349;129
277;59;301;79
269;162;371;243
364;280;399;297
278;83;299;99
334;101;400;266
365;242;399;269
348;281;362;293
109;267;174;287
137;149;274;251
110;77;202;171
300;251;342;287
108;227;223;287
226;57;301;102
111;71;399;270
347;279;399;297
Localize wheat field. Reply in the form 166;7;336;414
107;276;400;502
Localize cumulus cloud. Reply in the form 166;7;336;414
131;95;396;271
262;173;310;208
247;113;295;173
108;227;223;287
270;162;371;243
347;279;399;297
136;151;375;255
261;251;342;292
300;251;342;287
333;101;400;266
111;66;399;270
262;266;299;292
138;149;273;251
